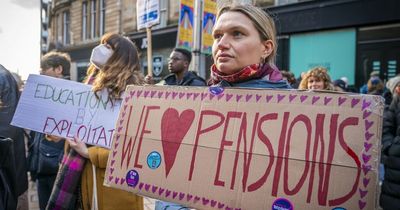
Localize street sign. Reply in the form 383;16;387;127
137;0;160;30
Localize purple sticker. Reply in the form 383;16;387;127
209;85;224;95
126;169;139;188
272;198;293;210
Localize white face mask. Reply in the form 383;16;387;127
90;44;113;69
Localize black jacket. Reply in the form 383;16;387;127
0;65;28;208
381;95;400;210
163;71;206;86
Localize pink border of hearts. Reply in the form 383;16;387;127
106;89;374;210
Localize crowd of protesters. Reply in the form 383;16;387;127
1;3;400;210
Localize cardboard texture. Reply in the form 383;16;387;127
105;85;383;210
11;74;120;148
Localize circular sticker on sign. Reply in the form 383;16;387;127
126;169;139;188
147;151;162;169
272;198;293;210
209;85;224;95
332;208;346;210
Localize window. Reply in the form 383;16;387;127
57;14;62;43
63;11;70;44
82;2;88;40
90;0;97;39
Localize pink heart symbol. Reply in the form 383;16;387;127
359;189;368;198
158;92;164;98
108;176;113;182
362;153;371;163
255;94;262;102
351;98;360;108
289;94;296;102
165;190;171;197
362;99;371;111
202;197;210;205
225;207;232;210
115;177;120;184
117;126;123;132
110;168;114;174
300;95;308;103
172;92;178;99
324;97;332;105
172;191;178;199
266;95;273;102
120;178;125;184
236;95;243;102
115;142;119;148
211;200;217;207
122;111;126;118
359;200;366;209
138;182;144;190
193;93;200;100
144;91;150;98
111;159;115;166
161;108;195;177
112;150;117;157
129;90;135;97
364;142;372;152
365;120;374;130
362;165;371;175
186;93;193;99
119;119;124;125
363;178;370;188
201;93;208;100
186;194;193;201
179;92;185;99
158;188;165;195
363;111;372;119
218;202;225;209
245;94;253;102
152;185;158;193
277;94;285;103
125;97;129;103
165;91;171;99
217;93;224;100
150;90;157;98
338;97;347;106
136;90;143;98
225;94;233;102
179;192;185;200
145;184;150;191
365;132;374;141
123;104;128;111
209;94;216;100
116;134;120;140
194;196;200;203
312;96;320;105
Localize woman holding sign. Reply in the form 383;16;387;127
47;33;144;210
208;4;290;89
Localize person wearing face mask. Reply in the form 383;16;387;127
298;67;334;91
208;4;290;89
46;33;144;210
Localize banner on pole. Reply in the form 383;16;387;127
201;0;217;55
11;75;121;148
176;0;194;50
105;85;383;209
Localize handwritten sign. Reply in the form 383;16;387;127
11;74;120;148
105;86;383;210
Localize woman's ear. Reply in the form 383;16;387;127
54;65;63;77
261;40;274;61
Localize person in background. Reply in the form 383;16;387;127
28;51;70;210
367;76;384;95
0;64;28;210
380;75;400;210
333;78;347;92
208;4;290;89
360;70;380;94
281;70;296;87
298;67;333;90
59;33;144;210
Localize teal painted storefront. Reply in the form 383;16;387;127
289;29;356;85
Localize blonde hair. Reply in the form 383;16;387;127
85;33;144;102
299;67;333;90
217;4;277;65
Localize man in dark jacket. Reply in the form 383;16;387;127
380;75;400;210
161;48;206;86
0;64;28;210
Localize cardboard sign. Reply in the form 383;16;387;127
11;74;121;148
105;85;383;210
